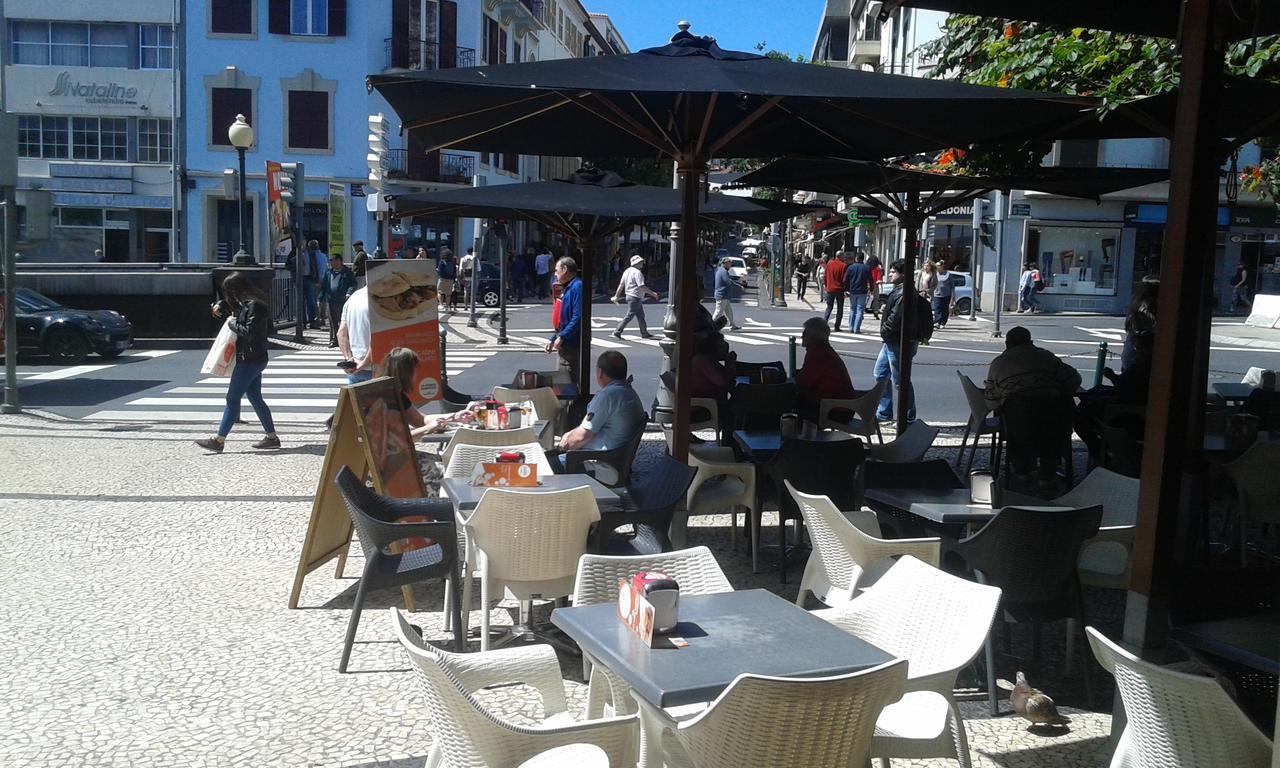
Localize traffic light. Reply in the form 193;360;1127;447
979;222;996;250
279;162;304;209
367;114;389;213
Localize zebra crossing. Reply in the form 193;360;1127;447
83;345;498;425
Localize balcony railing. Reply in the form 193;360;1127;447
384;39;477;71
386;149;476;185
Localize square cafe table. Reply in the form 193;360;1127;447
1212;382;1256;404
552;589;894;768
440;474;620;513
732;428;854;462
864;487;1065;526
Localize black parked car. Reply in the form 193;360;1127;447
12;287;133;364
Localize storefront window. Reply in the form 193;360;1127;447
926;222;972;272
1027;223;1121;297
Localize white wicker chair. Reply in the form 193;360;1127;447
819;379;887;444
664;660;908;768
1047;468;1140;590
442;426;538;467
1086;626;1273;768
494;385;563;446
464;485;600;651
1214;441;1280;567
673;444;758;566
868;420;939;463
573;547;734;718
389;607;638;768
815;555;1003;768
445;441;554;478
786;481;941;608
956;371;1002;474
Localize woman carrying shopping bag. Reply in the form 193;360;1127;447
195;272;280;453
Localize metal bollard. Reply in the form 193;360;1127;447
1092;341;1108;388
440;328;449;386
788;336;797;379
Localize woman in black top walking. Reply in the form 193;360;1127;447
196;272;280;453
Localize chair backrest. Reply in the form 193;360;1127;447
956;506;1102;606
567;419;648;488
334;465;455;564
389;607;570;768
769;435;866;519
674;660;908;768
1086;626;1273;768
1054;467;1140;528
868;419;938;463
626;454;698;516
689;397;720;432
1244;388;1280;430
442;425;537;465
818;379;887;432
730;382;800;431
822;555;1002;685
957;371;991;427
786;481;897;602
863;458;962;490
493;385;561;425
466;485;600;583
1223;440;1280;526
574;545;732;607
444;441;553;478
1000;393;1076;450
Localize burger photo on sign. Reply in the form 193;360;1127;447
368;270;438;322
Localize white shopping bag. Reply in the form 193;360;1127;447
201;319;237;377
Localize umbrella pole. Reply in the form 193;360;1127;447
578;238;594;397
672;159;706;462
896;192;923;435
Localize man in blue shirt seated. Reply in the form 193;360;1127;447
557;350;646;454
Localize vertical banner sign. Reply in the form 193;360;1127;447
265;161;293;260
327;182;346;258
365;259;442;405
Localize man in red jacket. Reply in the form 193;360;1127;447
822;249;849;331
796;316;855;422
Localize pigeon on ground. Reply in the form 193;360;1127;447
1010;671;1071;727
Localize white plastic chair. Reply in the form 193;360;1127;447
819;379;887;444
464;485;600;651
815;556;1003;768
956;371;1002;474
573;547;733;718
442;425;538;467
664;660;908;768
673;444;758;567
1086;626;1273;768
1048;468;1140;590
494;385;563;445
868;419;940;463
389;607;638;768
444;441;554;478
786;481;941;608
1214;441;1280;566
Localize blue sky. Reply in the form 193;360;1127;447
586;0;827;59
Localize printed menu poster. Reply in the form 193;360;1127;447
366;259;442;405
352;377;425;499
265;161;293;260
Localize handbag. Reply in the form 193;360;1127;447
201;319;237;377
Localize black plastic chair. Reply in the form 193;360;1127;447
1244;389;1280;431
334;466;464;672
953;505;1103;715
556;419;648;488
760;434;866;582
999;393;1077;488
729;382;801;433
861;459;964;539
591;454;698;555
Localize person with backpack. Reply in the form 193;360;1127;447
873;260;931;423
1019;261;1043;313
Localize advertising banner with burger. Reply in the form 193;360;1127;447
366;259;442;405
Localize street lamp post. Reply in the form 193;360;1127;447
228;114;255;266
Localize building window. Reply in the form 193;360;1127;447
18;116;70;159
8;21;132;67
211;88;253;146
90;24;129;67
211;0;254;35
290;0;329;35
139;118;173;163
57;207;105;228
286;90;329;150
483;16;500;64
69;117;128;161
139;25;174;69
513;39;522;63
1027;223;1121;297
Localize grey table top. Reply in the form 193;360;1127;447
732;428;853;460
1212;382;1256;402
864;487;1066;525
440;473;620;512
1171;613;1280;676
550;588;894;709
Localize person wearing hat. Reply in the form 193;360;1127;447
611;253;659;339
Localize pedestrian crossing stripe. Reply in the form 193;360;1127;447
592;337;628;349
720;333;771;346
87;410;332;423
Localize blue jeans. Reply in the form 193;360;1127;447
874;342;918;423
932;295;950;327
847;293;868;333
823;290;845;328
347;369;373;386
1019;285;1040;311
218;361;275;437
302;280;318;323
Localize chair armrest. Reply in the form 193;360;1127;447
1090;524;1136;546
876;537;942;569
359;516;460;558
447;643;569;716
688;457;755;499
365;496;457;525
562;448;622;473
517;715;639;768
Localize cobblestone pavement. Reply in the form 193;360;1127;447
0;413;1119;767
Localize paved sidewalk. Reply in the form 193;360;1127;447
0;413;1119;767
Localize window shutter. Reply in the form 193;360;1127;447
440;1;458;68
327;0;346;36
267;0;289;35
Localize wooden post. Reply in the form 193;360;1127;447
577;238;594;396
671;159;706;462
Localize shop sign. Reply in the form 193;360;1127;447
47;71;139;106
51;192;169;209
1011;203;1032;217
1228;206;1280;228
933;201;974;219
349;183;366;197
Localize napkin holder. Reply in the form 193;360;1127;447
617;572;681;645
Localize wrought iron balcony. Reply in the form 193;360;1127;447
384;38;477;71
386;149;476;185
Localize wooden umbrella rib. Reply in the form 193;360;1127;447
564;92;676;155
411;98;577;154
823;99;961;153
695;93;719;159
404;91;564;131
709;96;783;156
629;93;681;156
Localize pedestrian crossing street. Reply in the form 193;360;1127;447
84;345;498;424
13;349;180;381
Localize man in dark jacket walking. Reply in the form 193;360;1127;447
874;260;919;423
320;254;357;347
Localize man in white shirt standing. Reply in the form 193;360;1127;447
337;286;372;384
612;254;659;339
534;247;553;299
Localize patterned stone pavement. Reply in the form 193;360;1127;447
0;413;1120;767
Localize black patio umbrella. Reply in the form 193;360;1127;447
391;168;823;395
736;158;1169;431
368;23;1098;459
880;0;1279;39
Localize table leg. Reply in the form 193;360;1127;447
633;695;669;768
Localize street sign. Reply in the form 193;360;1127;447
349;183;366;197
1011;203;1031;217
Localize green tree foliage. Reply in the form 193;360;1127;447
580;156;673;187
